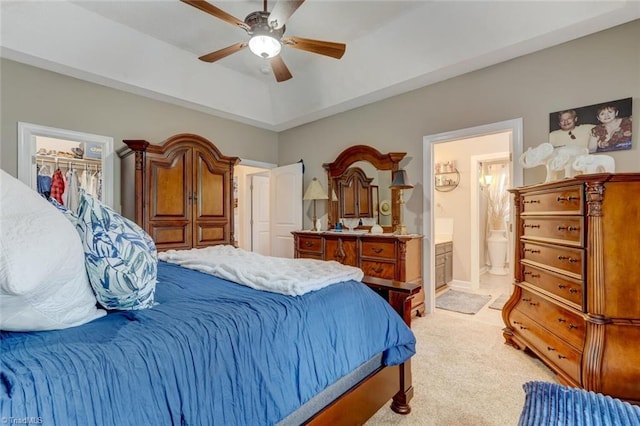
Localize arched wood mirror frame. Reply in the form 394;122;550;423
323;145;406;232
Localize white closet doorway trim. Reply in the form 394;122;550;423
17;122;114;208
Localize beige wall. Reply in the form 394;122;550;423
1;21;638;231
279;20;640;233
0;59;279;210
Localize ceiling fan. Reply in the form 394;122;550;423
181;0;346;82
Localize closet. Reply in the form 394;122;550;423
118;134;239;251
17;122;114;209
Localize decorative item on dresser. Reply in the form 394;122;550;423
117;134;239;251
503;173;640;403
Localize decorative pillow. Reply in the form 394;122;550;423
75;192;157;310
49;197;79;226
0;169;106;331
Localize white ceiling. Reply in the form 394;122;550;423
2;1;639;131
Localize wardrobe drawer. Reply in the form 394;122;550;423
521;216;583;247
297;235;323;254
522;242;584;278
516;288;585;349
360;260;395;279
361;240;396;260
521;186;583;215
522;265;584;309
509;309;582;384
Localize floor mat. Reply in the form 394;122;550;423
435;290;491;315
489;293;510;311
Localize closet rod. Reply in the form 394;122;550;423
36;155;101;168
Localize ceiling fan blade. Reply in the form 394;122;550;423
268;0;305;29
282;36;346;59
199;42;248;63
269;56;293;82
181;0;250;31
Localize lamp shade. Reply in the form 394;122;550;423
249;33;281;58
389;169;414;190
303;178;328;200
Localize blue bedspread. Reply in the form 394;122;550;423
1;261;415;425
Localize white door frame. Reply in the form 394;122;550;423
422;118;523;314
470;151;511;291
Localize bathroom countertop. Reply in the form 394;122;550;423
434;235;453;245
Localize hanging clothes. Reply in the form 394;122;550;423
50;169;65;204
63;169;81;213
36;163;52;199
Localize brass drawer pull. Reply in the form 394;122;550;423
371;247;383;254
370;267;384;274
304;241;314;248
558;354;567;360
522;298;531;302
557;225;580;232
524;271;540;278
529;302;539;307
557;318;566;323
524;248;541;254
556;195;579;202
557;255;578;263
568;324;578;330
523;199;540;204
547;346;556;351
524;224;541;229
568;288;579;294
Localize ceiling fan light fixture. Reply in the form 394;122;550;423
249;33;281;58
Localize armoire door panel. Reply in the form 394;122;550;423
149;223;191;249
197;167;225;218
195;223;228;247
147;149;191;220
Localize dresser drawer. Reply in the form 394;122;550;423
522;265;584;309
361;240;396;260
521;186;583;215
516;288;585;349
297;235;323;253
509;309;582;384
360;260;395;279
521;216;583;247
522;242;584;278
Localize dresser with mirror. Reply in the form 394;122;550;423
292;145;424;317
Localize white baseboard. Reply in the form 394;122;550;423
449;279;472;290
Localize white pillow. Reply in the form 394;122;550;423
0;169;105;331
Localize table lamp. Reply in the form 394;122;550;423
303;178;328;231
389;169;413;235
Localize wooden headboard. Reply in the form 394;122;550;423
118;133;239;251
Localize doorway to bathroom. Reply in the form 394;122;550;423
422;119;523;314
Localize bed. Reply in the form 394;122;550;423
0;134;416;425
1;260;415;425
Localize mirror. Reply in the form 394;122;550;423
323;145;405;232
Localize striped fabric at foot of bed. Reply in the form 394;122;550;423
519;381;640;426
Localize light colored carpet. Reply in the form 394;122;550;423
435;289;492;315
489;293;510;311
367;310;557;425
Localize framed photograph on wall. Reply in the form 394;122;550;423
549;97;632;153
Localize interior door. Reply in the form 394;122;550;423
269;162;303;258
251;173;271;255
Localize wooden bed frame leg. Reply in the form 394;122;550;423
391;360;413;414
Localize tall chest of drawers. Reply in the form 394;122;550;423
503;173;640;403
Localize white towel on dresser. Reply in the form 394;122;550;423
158;245;364;296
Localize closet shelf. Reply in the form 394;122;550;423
36;154;101;168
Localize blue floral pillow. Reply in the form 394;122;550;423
75;193;157;310
49;198;79;226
